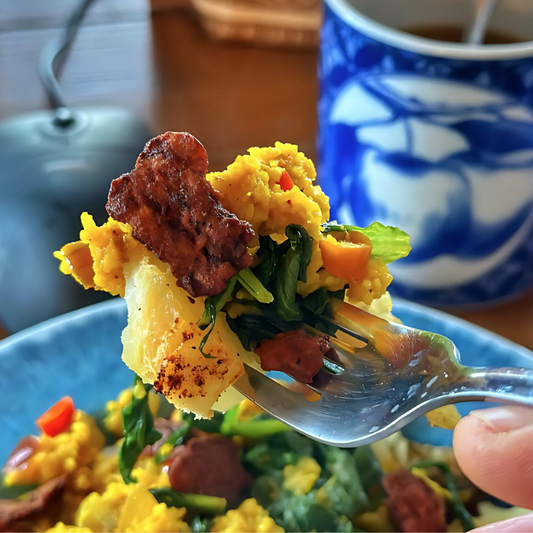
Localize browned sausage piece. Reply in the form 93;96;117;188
0;476;66;532
254;329;329;383
382;469;447;533
2;436;39;475
141;418;182;458
168;435;251;504
106;132;254;298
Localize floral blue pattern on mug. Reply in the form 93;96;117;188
318;0;533;307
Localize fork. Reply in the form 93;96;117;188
232;299;533;447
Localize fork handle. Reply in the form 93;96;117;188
451;367;533;407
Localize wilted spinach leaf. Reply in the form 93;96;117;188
254;235;289;286
198;276;237;357
226;314;281;351
244;432;314;475
275;225;313;321
119;375;162;484
268;492;355;533
353;445;384;493
321;447;369;517
302;287;346;316
181;411;225;434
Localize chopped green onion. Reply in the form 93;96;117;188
237;268;274;304
149;488;227;514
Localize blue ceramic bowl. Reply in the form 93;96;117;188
1;298;532;465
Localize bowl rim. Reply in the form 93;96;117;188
1;296;532;364
0;298;126;354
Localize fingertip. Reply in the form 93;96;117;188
453;411;491;477
453;406;533;509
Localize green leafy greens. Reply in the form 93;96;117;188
320;447;369;517
198;276;237;357
197;268;273;357
275;225;313;321
225;314;280;351
201;224;324;354
119;375;162;484
322;221;411;264
245;432;384;533
154;422;191;464
254;235;289;286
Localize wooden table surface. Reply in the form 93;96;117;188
1;0;533;350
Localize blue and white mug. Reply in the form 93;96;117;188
318;0;533;307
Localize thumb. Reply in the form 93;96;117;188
453;406;533;510
474;513;533;532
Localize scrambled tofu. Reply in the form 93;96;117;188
4;411;104;490
207;143;329;242
282;457;321;495
75;482;189;532
211;499;283;533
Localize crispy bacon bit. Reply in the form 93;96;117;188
383;469;447;533
106;132;254;297
168;436;251;504
254;329;329;383
0;476;66;532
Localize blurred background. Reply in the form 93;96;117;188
1;0;533;350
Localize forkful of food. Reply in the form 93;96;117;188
54;131;533;447
233;296;533;447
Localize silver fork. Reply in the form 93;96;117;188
232;299;533;447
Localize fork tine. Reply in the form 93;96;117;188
318;315;369;344
234;362;414;447
232;364;323;430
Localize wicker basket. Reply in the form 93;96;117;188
189;0;321;48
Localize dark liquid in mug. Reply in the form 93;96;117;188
403;25;523;44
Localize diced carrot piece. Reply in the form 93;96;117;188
320;234;371;280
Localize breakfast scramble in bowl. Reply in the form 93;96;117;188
1;133;527;532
